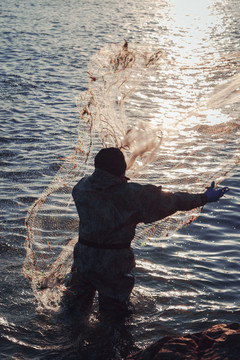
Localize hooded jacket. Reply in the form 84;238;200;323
72;168;207;248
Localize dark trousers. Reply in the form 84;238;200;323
65;266;135;315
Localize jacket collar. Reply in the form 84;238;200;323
93;168;129;184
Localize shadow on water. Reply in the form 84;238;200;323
27;284;181;360
30;305;139;360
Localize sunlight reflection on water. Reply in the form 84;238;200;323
0;0;239;358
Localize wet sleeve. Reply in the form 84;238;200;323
138;184;207;224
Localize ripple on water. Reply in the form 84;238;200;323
0;0;240;358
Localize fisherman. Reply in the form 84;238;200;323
66;147;229;317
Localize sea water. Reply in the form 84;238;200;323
0;0;239;359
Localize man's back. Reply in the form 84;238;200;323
72;168;207;248
72;168;142;247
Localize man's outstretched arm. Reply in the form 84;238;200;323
138;181;230;223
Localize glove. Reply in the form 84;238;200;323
204;181;229;203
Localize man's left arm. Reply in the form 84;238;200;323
160;181;229;217
139;181;229;223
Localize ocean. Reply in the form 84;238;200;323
0;0;239;359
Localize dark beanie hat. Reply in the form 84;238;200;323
94;148;127;176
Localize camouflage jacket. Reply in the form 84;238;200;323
72;168;207;248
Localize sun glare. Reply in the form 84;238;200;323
167;0;224;65
146;0;231;132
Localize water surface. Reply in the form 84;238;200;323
0;0;239;359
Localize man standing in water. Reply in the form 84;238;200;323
66;147;229;317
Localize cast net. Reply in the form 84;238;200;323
23;42;240;309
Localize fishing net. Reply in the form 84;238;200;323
23;42;240;309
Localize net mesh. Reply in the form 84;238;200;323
23;42;240;308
